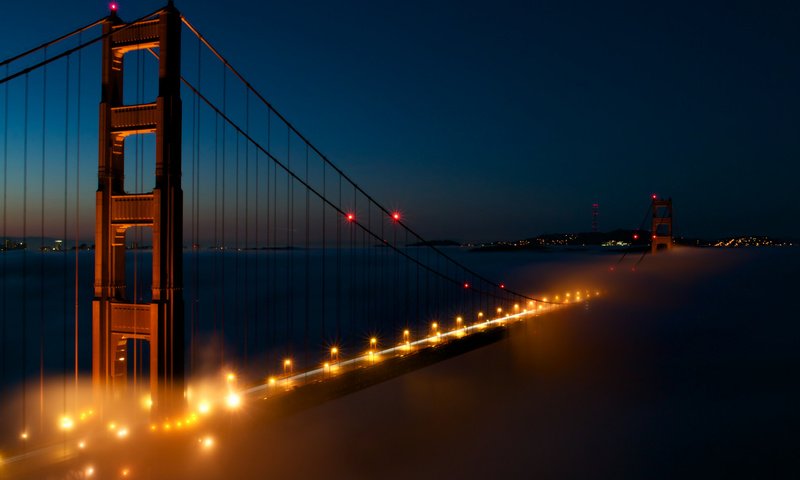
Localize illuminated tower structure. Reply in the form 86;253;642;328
591;202;599;232
651;196;673;253
93;3;184;416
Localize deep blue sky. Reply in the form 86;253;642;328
2;0;799;241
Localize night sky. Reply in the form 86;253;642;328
1;0;798;241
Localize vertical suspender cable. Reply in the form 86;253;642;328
405;228;410;334
189;47;197;375
22;72;29;437
213;113;220;367
382;208;387;336
0;63;7;406
194;37;201;376
254;145;260;354
265;110;272;363
286;129;292;362
367;201;372;335
415;235;420;340
62;54;70;418
304;144;309;375
244;91;250;366
234;129;240;364
321;162;326;343
74;33;82;403
394;209;399;335
336;176;341;342
221;68;227;365
1;64;7;407
39;47;48;433
254;103;260;356
193;36;202;376
350;186;355;343
271;120;278;368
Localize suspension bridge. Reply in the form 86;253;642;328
0;3;598;477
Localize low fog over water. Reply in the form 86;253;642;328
2;247;799;478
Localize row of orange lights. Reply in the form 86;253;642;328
13;293;596;446
262;298;575;379
165;294;597;427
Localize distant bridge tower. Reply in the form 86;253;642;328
93;3;184;416
651;196;673;253
591;202;599;232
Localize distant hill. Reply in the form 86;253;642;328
468;230;796;252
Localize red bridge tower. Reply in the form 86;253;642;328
93;3;184;416
651;196;673;253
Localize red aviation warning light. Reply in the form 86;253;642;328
463;282;470;289
391;211;401;222
346;213;355;222
651;193;657;200
633;233;639;240
499;283;505;289
109;2;119;11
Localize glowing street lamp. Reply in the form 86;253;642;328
330;346;339;364
60;416;75;431
200;435;215;451
403;329;410;345
225;392;242;410
283;359;293;388
369;337;378;365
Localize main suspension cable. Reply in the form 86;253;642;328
0;8;166;86
0;17;104;68
181;78;534;305
179;15;527;299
